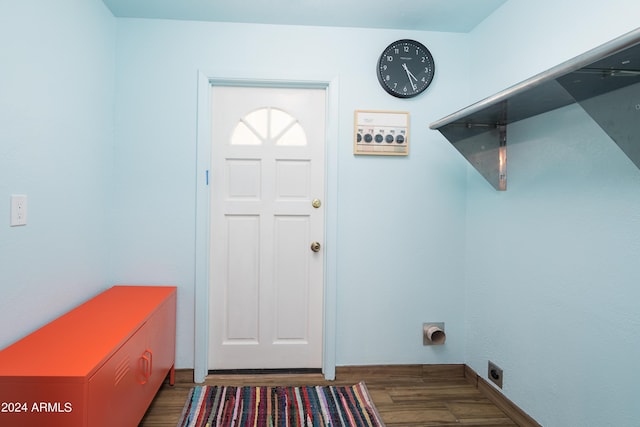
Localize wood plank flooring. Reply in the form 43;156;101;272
139;365;519;426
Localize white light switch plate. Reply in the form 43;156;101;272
10;195;27;226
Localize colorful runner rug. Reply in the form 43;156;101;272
177;381;385;427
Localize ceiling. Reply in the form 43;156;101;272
101;0;507;32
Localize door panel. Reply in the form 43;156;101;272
226;160;261;199
209;86;326;370
225;215;260;342
273;215;310;341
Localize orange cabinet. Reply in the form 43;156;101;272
0;285;176;427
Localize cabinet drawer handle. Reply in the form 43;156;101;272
140;353;150;384
140;350;153;384
147;349;153;378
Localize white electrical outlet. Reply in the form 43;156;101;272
10;195;27;226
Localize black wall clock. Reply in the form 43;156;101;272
377;39;435;98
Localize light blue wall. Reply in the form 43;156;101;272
0;1;116;348
5;3;638;425
463;2;640;426
110;19;470;369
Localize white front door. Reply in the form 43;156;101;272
208;86;326;370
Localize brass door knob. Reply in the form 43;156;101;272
312;198;322;209
310;242;321;252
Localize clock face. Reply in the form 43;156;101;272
377;39;435;98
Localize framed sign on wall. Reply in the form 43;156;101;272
353;110;410;156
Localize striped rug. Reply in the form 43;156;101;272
177;381;385;427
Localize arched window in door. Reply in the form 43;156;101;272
231;107;307;146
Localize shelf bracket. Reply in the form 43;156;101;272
440;122;507;191
562;79;640;169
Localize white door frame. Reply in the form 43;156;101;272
193;71;339;382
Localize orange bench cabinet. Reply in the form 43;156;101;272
0;285;176;427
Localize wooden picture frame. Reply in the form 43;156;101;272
354;110;410;156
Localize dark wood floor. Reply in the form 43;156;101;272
139;365;519;426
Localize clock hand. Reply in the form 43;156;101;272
402;63;418;90
402;63;419;82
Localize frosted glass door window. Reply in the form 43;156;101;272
231;107;307;146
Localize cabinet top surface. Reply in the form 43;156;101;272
0;285;176;379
